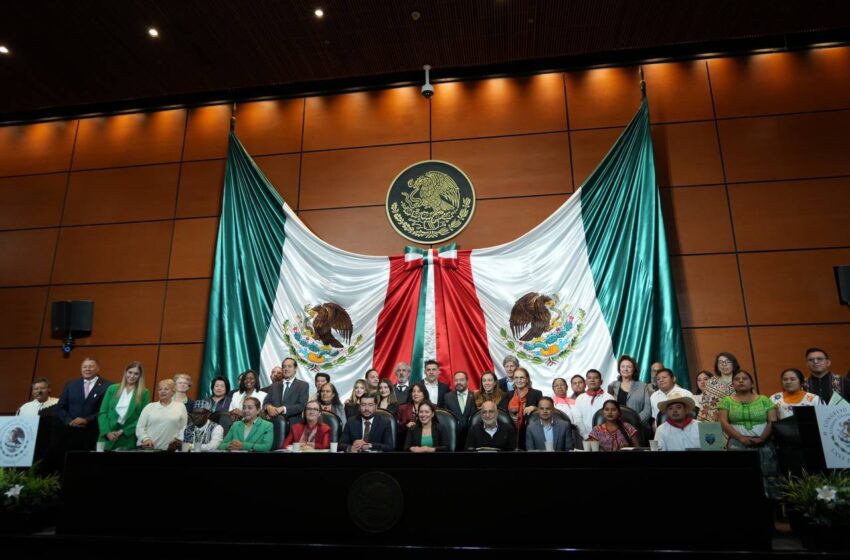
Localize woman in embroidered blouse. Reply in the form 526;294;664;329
229;369;267;421
474;371;507;411
98;361;151;450
769;368;823;420
693;370;712;410
718;371;777;448
551;377;576;423
697;352;739;422
403;401;450;452
589;400;640;451
344;379;367;419
318;382;346;427
282;401;330;450
377;378;399;416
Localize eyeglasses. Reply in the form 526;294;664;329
306;408;321;412
807;357;826;363
717;359;732;365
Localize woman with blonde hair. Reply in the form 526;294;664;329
136;379;187;450
98;361;150;450
344;379;368;419
173;372;194;413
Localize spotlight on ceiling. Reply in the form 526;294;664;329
314;9;324;18
0;46;9;55
148;28;159;38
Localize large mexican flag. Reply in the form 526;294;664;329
200;99;688;399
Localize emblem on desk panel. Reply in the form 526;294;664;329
348;471;403;533
387;160;475;244
501;292;586;366
282;302;363;372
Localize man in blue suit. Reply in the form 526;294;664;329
341;393;395;452
54;357;112;452
525;397;575;451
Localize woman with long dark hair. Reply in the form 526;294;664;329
588;400;640;451
403;401;451;452
697;352;739;423
769;368;823;420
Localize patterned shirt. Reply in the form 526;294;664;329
588;422;638;451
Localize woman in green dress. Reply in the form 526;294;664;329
98;361;151;450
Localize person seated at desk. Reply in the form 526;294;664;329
341;393;395;453
182;400;224;452
465;401;516;451
282;401;331;451
588;400;639;451
654;395;700;451
136;379;187;451
403;401;451;452
526;396;574;451
219;397;273;452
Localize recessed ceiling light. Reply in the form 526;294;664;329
314;9;324;18
148;28;159;38
0;46;9;54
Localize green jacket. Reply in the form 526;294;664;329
98;384;151;450
218;417;273;452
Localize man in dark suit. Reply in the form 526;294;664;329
465;400;516;451
498;355;519;393
444;370;476;448
393;361;412;404
525;396;574;451
263;357;309;427
54;357;112;452
423;359;450;407
340;393;395;452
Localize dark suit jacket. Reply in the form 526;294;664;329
465;422;517;451
56;377;113;425
504;388;544;411
393;384;411;405
525;417;574;451
403;422;452;452
443;391;477;429
498;377;513;393
340;414;395;452
264;378;309;420
424;381;450;408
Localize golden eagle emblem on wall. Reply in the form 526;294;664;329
500;292;587;366
282;302;363;371
387;160;475;244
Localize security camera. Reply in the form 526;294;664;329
421;64;434;98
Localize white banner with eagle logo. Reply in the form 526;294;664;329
201;99;688;401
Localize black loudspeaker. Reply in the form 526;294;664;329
51;300;94;337
836;266;850;306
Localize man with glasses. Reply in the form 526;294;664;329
805;347;848;404
340;393;395;452
466;400;516;451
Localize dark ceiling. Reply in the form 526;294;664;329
2;0;850;122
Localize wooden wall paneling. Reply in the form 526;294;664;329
432;73;568;140
304;87;429;151
661;186;735;255
682;327;754;379
0;174;67;230
719;111;850;183
235;99;304;156
52;221;173;284
168;218;219;279
253;154;302;209
0;120;77;177
298;206;424;256
0;287;47;348
156;344;204;397
451;194;570;249
565;67;643;129
642;60;715;124
709;47;850;118
651;122;724;187
183;104;231;161
0;349;39;414
176;160;226;218
299;144;429;210
569;128;622;187
671;255;747;327
0;228;59;286
63;164;180;225
161;279;211;343
40;281;166;346
431;133;573;198
73;110;185;170
739;249;850;325
728;178;850;252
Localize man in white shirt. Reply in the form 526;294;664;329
182;400;224;452
654;395;700;451
423;359;449;407
17;378;58;416
574;369;614;439
650;369;694;428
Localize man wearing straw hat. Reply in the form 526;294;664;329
654;394;700;451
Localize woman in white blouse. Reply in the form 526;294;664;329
97;361;151;450
136;379;187;450
228;369;268;421
769;368;823;420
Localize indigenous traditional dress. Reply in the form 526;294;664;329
697;375;734;423
588;422;638;451
769;391;823;420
